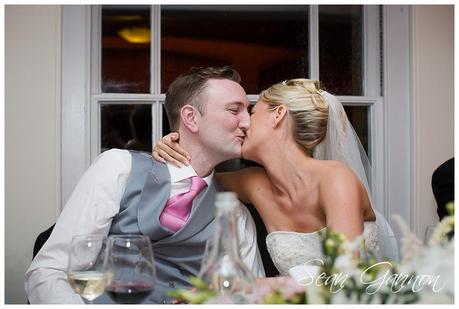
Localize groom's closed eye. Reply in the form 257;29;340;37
225;102;246;115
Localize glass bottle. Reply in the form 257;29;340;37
199;192;255;301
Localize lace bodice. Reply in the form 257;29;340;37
266;222;380;276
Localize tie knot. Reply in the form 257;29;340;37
190;176;207;193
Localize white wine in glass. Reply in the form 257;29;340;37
67;234;108;303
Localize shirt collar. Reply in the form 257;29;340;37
166;162;213;186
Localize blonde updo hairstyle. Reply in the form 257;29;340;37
260;79;328;155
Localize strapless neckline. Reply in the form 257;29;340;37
267;227;327;239
265;222;380;276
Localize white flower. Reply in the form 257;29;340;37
334;254;362;278
417;290;453;304
392;214;425;263
429;216;454;246
412;242;454;295
330;290;355;304
340;234;364;254
305;283;326;304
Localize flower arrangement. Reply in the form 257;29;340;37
169;203;454;304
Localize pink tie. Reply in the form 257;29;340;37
159;176;207;232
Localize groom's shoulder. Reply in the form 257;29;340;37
127;150;171;176
126;150;166;166
94;149;151;166
92;148;130;166
93;149;163;171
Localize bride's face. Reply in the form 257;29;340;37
241;100;274;160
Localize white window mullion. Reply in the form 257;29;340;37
383;5;411;239
309;5;319;80
363;5;381;97
151;5;161;94
152;100;164;143
362;5;386;224
90;96;100;161
91;6;101;95
151;5;163;144
371;98;385;219
90;5;102;162
62;5;92;207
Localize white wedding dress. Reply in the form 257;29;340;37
265;222;380;276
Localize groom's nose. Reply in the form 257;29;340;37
239;110;251;131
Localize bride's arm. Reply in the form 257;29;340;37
216;168;264;204
152;132;190;167
320;164;365;242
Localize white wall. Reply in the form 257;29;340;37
411;6;454;239
5;5;62;304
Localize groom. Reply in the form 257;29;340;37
25;66;265;304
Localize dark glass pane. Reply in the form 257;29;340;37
319;5;363;95
161;5;309;94
343;105;369;157
101;5;150;93
101;104;152;153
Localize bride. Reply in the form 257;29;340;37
154;79;399;276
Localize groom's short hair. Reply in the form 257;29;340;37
164;66;241;131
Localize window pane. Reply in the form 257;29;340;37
101;5;150;93
101;104;152;152
343;105;369;157
319;5;363;95
161;5;309;94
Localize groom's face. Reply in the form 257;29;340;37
197;79;251;161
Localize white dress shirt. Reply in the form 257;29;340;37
25;149;265;304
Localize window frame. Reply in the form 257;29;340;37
62;5;406;230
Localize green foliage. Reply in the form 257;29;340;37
167;276;216;304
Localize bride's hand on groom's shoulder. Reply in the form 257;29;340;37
152;132;190;167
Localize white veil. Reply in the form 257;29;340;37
314;91;399;262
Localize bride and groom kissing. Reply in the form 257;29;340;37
25;66;398;304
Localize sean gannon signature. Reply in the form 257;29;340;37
296;259;444;294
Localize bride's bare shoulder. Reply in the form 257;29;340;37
317;160;360;187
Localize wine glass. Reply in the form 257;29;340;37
104;234;156;304
67;234;108;304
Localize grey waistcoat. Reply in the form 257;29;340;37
93;151;217;304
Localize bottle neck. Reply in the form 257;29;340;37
212;207;241;259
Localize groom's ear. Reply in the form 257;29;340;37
273;104;288;128
180;105;199;133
